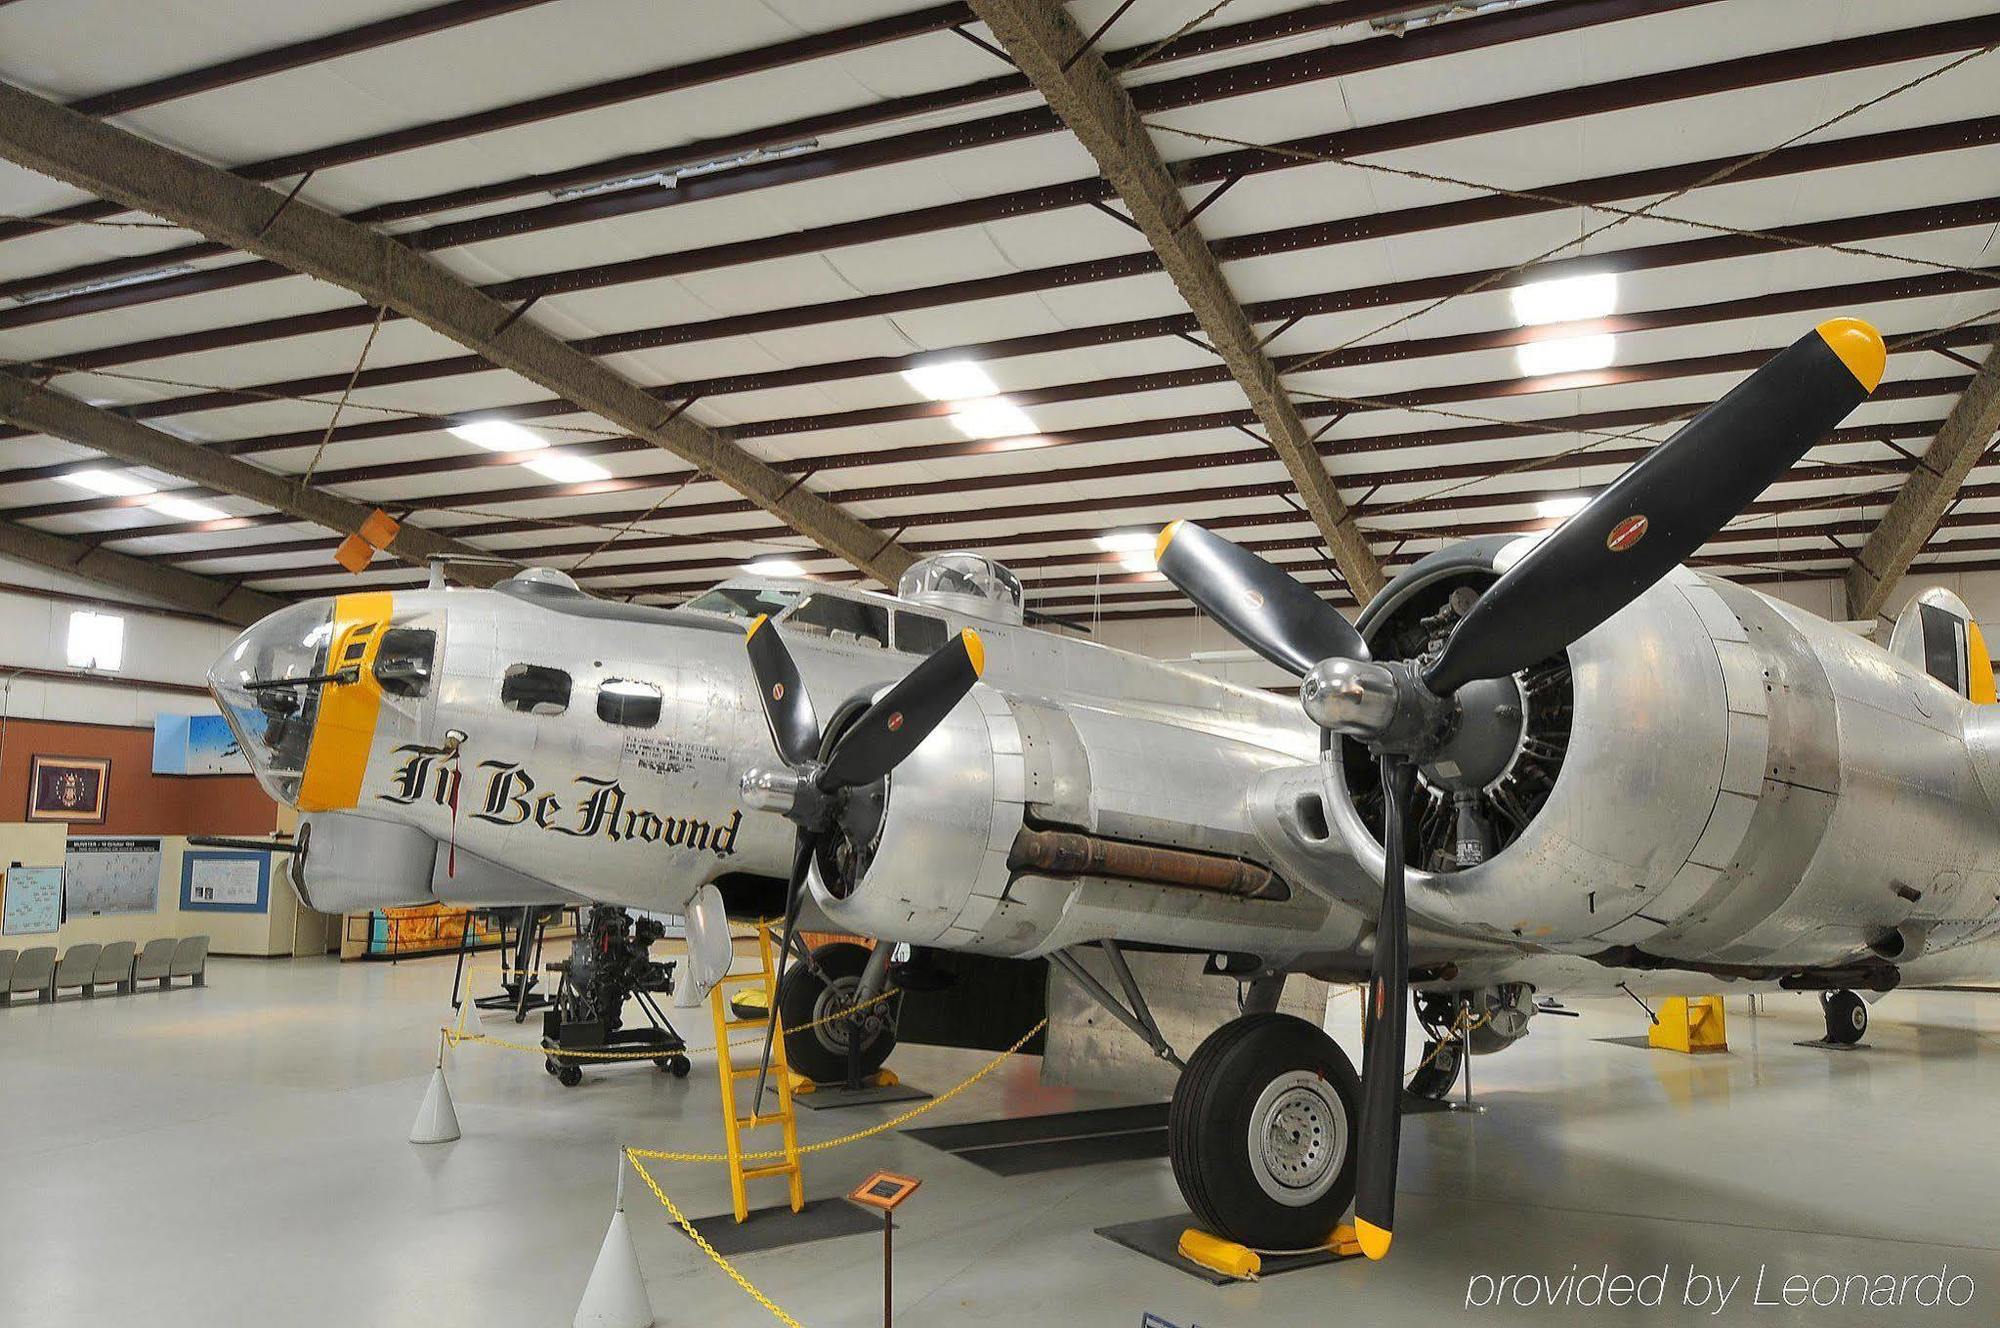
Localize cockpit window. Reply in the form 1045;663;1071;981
597;678;661;728
683;585;803;620
374;627;436;699
502;663;571;715
894;610;947;655
785;593;889;649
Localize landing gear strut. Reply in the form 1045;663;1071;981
1168;1012;1361;1249
1821;988;1867;1044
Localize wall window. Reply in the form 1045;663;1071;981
894;610;948;655
501;663;570;715
785;593;890;649
597;678;662;728
66;610;124;671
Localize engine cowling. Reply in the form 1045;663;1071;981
808;685;1333;959
1322;538;2000;968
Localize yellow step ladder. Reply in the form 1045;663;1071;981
708;922;804;1222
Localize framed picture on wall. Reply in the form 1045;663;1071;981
27;755;110;824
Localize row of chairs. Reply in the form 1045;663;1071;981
0;936;210;1006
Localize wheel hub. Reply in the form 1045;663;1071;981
812;977;886;1053
1246;1070;1348;1206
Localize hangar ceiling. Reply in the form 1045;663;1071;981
0;0;1995;631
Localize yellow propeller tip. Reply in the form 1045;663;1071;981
1815;316;1885;393
1354;1218;1392;1261
1155;520;1183;563
745;613;768;639
962;628;986;677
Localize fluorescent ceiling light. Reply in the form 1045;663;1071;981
947;397;1037;440
449;419;548;452
524;452;611;484
1509;272;1618;326
149;496;227;522
902;360;999;401
1117;553;1159;574
11;263;196;306
743;557;805;577
1094;530;1158;553
1516;333;1616;377
548;141;818;201
1536;494;1589;520
60;467;157;497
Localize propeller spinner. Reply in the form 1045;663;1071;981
1158;317;1885;1259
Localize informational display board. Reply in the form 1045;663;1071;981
181;850;269;913
2;865;63;935
153;713;251;776
62;837;163;917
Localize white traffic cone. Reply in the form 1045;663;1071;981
574;1208;654;1328
409;1065;462;1144
456;977;489;1038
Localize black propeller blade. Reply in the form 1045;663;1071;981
752;830;819;1104
746;613;821;766
1353;757;1414;1261
1155;519;1369;677
820;629;986;789
1423;318;1884;694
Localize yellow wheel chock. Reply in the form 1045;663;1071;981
1648;994;1728;1054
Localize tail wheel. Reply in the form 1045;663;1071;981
1169;1012;1360;1250
777;941;898;1084
1822;989;1867;1044
1407;1037;1463;1101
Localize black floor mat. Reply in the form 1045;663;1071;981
905;1102;1170;1175
685;1198;881;1256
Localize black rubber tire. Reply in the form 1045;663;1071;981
1823;989;1867;1044
556;1063;583;1088
544;1057;560;1077
1169;1012;1361;1250
1407;1038;1463;1101
657;1054;692;1078
778;942;897;1085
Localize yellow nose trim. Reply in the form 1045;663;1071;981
1814;317;1885;392
298;591;391;812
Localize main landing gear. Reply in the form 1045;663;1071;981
1820;988;1867;1044
1169;1012;1361;1250
776;940;900;1085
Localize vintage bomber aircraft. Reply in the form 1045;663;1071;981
209;316;2000;1257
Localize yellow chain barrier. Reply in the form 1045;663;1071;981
443;984;904;1061
616;1016;1048;1327
625;1150;807;1328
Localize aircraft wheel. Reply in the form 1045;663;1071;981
778;942;897;1085
1822;989;1867;1044
555;1063;583;1088
1169;1012;1359;1250
1407;1037;1463;1101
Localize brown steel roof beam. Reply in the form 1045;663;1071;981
0;0;1669;318
0;80;916;584
0;3;976;247
66;1;560;120
15;1;1962;353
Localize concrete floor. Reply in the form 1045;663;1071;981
3;958;1997;1326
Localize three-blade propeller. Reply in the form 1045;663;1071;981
1158;317;1885;1259
739;614;986;1099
